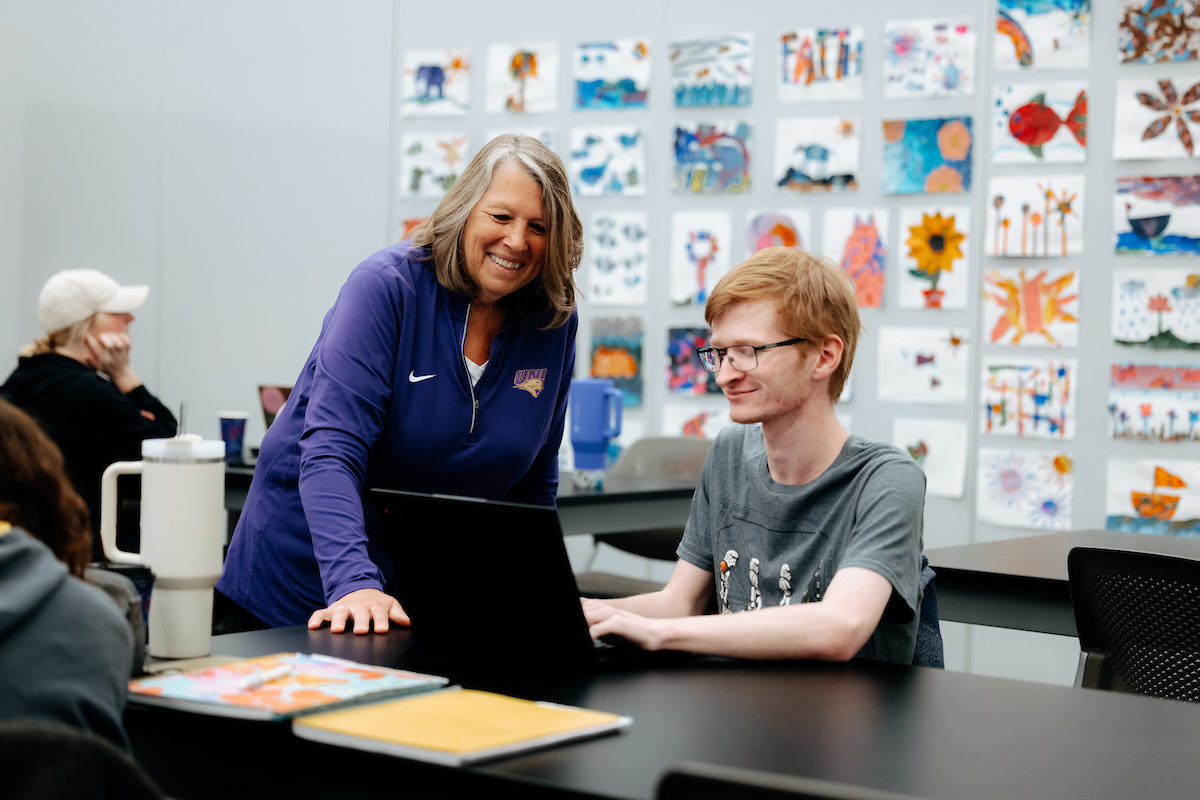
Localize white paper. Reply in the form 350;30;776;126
1106;457;1200;536
486;42;559;114
896;207;970;310
775;117;861;193
980;357;1078;439
398;133;470;199
569;126;646;197
985;176;1086;257
745;209;813;258
883;19;976;99
977;447;1074;530
981;267;1080;347
892;417;968;498
588;211;648;306
400;48;470;117
669;211;732;306
876;327;970;405
777;28;864;103
992;81;1088;164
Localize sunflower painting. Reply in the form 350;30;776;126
900;209;969;308
882;117;973;194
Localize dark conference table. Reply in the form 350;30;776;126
126;625;1200;800
926;529;1200;637
225;465;697;537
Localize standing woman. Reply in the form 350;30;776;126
0;270;177;562
217;134;583;632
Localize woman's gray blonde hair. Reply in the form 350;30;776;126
19;315;95;358
410;134;582;329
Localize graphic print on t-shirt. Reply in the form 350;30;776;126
779;563;793;606
718;549;738;614
747;557;762;610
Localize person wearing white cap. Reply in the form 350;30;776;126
0;269;177;561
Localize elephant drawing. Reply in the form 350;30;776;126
415;64;445;100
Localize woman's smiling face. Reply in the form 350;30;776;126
461;162;548;306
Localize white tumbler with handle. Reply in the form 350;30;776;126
101;435;226;658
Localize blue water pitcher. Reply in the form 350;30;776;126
570;378;623;471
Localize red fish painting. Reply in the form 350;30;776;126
1007;91;1087;159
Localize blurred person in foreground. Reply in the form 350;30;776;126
0;398;133;749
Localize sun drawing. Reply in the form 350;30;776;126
906;213;965;287
984;452;1035;509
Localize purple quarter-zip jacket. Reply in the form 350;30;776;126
217;241;576;627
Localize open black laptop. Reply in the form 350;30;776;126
370;488;674;677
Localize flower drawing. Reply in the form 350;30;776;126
907;213;965;307
937;118;972;161
1136;79;1200;156
924;165;964;193
886;27;921;67
1148;293;1174;334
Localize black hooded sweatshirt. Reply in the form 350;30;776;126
0;354;177;558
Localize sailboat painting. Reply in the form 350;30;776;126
1114;175;1200;256
1112;268;1200;349
1106;458;1200;536
1108;363;1200;443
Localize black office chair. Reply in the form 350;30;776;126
574;437;712;599
657;762;932;800
0;719;163;799
1068;546;1200;700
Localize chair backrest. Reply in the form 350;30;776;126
1068;546;1200;701
607;436;713;480
0;719;162;800
657;762;932;800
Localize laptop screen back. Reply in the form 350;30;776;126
370;489;597;676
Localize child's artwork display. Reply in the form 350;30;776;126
977;447;1074;530
399;133;469;198
1115;175;1200;256
399;217;429;241
486;42;559;114
746;210;812;257
892;417;969;498
992;82;1088;164
1109;363;1200;442
775;118;860;193
662;403;735;439
575;39;651;110
590;317;643;409
568;127;646;197
400;49;470;117
986;176;1086;257
1106;458;1200;535
994;0;1091;71
670;211;732;306
1112;268;1200;349
980;358;1077;439
883;19;977;99
824;208;888;309
673;121;752;194
667;327;721;395
876;327;971;405
898;208;970;309
588;211;648;306
670;35;753;107
1119;0;1200;63
777;28;864;103
485;127;555;150
881;117;973;195
982;267;1080;347
1113;78;1200;159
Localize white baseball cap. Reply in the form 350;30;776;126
37;269;149;334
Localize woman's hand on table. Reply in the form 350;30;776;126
308;588;410;634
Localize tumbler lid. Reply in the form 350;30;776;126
141;434;225;461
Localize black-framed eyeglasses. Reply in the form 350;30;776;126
695;338;808;373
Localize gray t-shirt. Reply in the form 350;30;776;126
677;426;926;664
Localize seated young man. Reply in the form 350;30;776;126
584;247;926;664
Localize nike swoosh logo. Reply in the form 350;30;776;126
408;371;435;383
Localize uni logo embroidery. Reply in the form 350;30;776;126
513;368;548;398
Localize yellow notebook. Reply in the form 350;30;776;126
292;686;632;766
